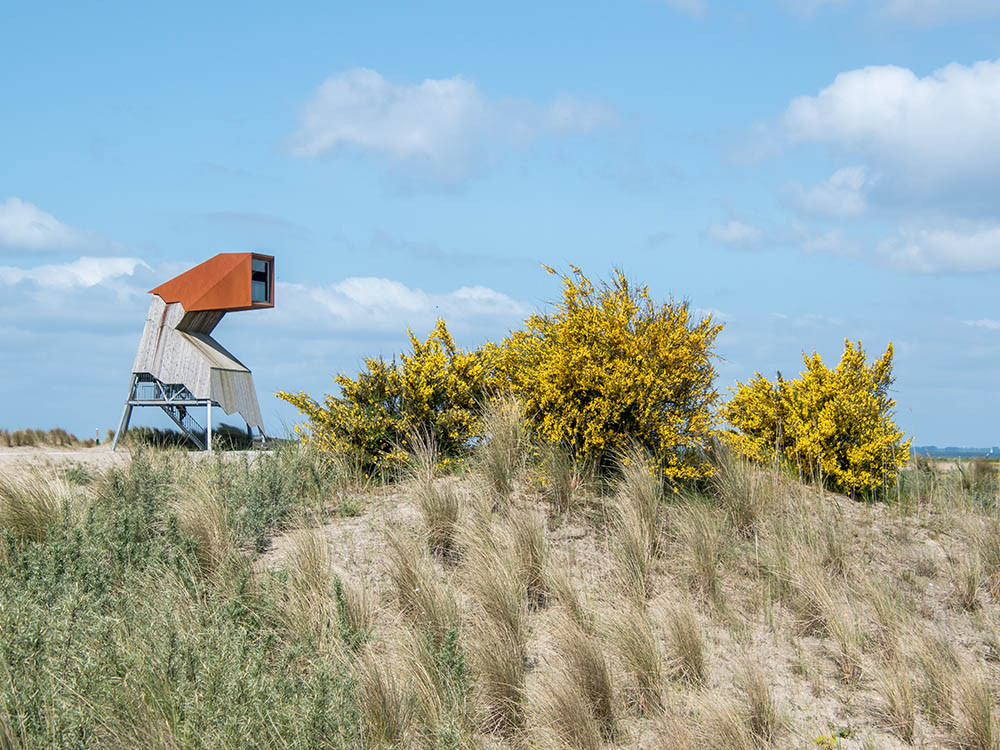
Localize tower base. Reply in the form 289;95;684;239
110;373;264;451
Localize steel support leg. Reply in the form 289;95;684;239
206;401;212;451
110;375;137;451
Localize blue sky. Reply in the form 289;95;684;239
2;0;999;445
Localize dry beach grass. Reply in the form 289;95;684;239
1;431;999;748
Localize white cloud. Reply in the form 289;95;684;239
751;58;1000;274
706;213;1000;273
274;276;530;333
0;252;529;342
962;318;1000;330
707;219;764;246
783;59;1000;194
876;223;1000;273
291;68;616;180
790;166;874;218
0;197;88;251
0;197;125;255
707;218;860;255
0;256;146;288
693;306;728;321
797;227;856;255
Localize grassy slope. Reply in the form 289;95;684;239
1;441;999;749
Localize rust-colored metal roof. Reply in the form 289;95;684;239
150;252;274;312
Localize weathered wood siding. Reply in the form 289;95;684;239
131;296;265;429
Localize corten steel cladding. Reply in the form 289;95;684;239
150;252;275;312
113;253;274;449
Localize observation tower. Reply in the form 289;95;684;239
111;252;274;450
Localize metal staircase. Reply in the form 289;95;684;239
111;373;215;451
159;402;207;450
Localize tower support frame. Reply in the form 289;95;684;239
110;372;251;451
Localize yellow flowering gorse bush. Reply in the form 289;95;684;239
279;266;723;482
276;319;488;473
722;340;911;495
279;266;909;498
489;266;723;480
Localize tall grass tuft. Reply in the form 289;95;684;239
170;471;234;580
736;660;783;746
676;503;724;601
333;576;372;652
978;520;1000;600
785;560;837;636
605;604;663;713
612;495;655;602
419;482;462;560
863;578;908;664
407;430;462;559
664;600;706;685
406;427;438;486
953;553;983;611
951;667;998;750
0;470;64;542
463;520;528;650
915;631;960;726
355;648;415;747
610;443;666;603
695;697;755;750
551;615;616;737
386;530;459;639
396;626;471;745
532;667;603;750
875;659;916;743
541;443;581;515
616;444;665;548
827;603;863;685
283;528;334;644
476;395;526;502
468;616;526;735
547;562;594;633
509;506;548;607
711;444;773;538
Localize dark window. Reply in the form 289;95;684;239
252;258;271;303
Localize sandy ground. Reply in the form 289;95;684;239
0;444;131;472
0;444;265;474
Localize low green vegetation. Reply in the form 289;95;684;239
0;445;365;749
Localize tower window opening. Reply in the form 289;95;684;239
252;258;271;303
